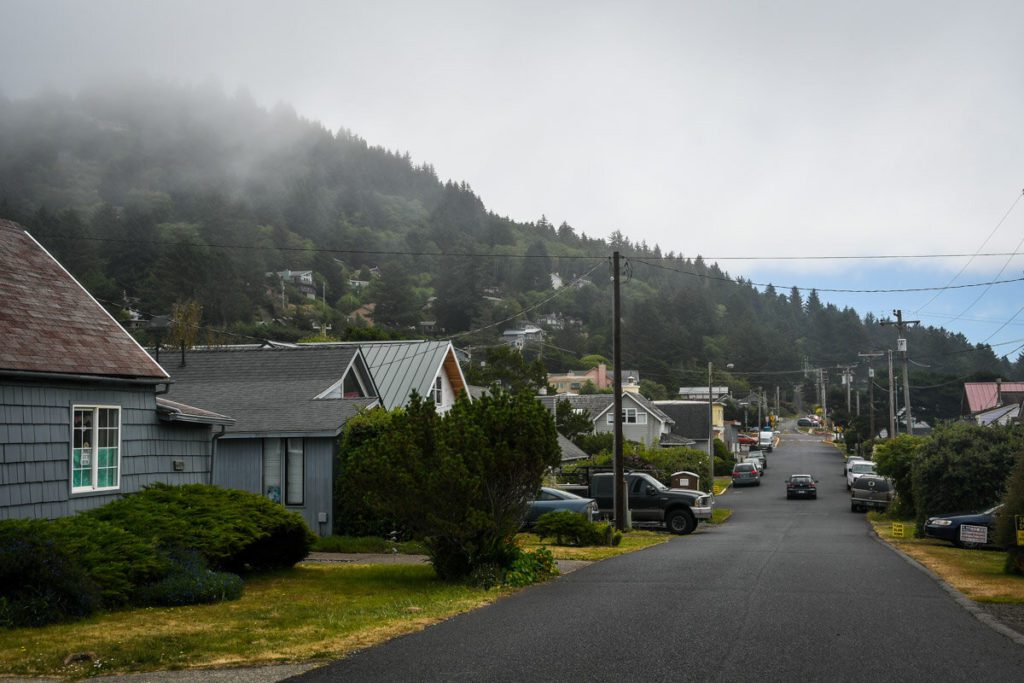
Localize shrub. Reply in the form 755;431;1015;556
534;511;606;546
335;409;406;537
574;432;614;456
50;515;167;608
343;390;561;581
0;520;100;628
997;451;1024;574
503;547;558;587
872;434;927;518
912;423;1024;533
83;483;315;573
137;551;243;606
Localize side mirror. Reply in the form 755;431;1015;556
646;485;656;496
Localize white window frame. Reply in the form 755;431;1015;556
606;409;648;425
71;405;121;493
433;375;444;405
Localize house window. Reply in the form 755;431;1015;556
605;409;647;425
71;406;120;492
433;375;443;405
263;438;304;506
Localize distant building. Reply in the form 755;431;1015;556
548;363;639;394
502;324;544;350
272;270;317;299
678;386;731;401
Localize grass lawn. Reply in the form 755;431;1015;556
709;507;732;524
0;564;498;679
869;517;1024;604
516;528;670;561
313;535;427;555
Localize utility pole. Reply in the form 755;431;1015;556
858;352;884;438
611;252;625;531
881;310;919;435
707;362;715;494
887;349;896;438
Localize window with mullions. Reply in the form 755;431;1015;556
262;438;304;506
72;406;120;492
605;409;647;425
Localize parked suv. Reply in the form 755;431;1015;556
850;475;893;512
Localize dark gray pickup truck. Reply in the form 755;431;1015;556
850;474;894;512
588;472;713;535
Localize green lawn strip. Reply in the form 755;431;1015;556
517;529;670;561
313;535;427;555
709;507;732;524
0;564;497;679
868;517;1024;604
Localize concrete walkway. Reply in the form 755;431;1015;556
302;551;593;575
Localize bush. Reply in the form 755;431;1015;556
912;423;1024;533
0;520;100;628
533;512;622;547
83;483;315;573
342;390;561;581
997;451;1024;574
137;551;243;606
575;443;714;492
50;515;167;608
503;547;558;587
574;432;615;456
873;435;927;518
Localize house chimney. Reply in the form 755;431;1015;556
597;363;608;389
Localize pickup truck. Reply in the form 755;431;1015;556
587;472;713;535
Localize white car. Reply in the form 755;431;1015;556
743;456;764;475
846;461;877;490
844;456;869;477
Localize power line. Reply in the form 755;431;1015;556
632;257;1024;294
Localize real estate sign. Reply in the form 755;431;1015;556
959;524;988;545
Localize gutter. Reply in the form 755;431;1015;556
0;369;166;386
210;425;227;486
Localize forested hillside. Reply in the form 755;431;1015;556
0;81;1018;421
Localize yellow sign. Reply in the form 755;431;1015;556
891;522;906;538
1017;516;1024;546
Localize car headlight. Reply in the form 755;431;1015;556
928;519;952;526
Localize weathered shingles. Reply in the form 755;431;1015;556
0;219;166;379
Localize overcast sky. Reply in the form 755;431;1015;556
2;1;1023;353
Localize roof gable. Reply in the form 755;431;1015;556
964;382;1024;414
0;219;167;380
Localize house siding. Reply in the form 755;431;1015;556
0;378;213;520
212;435;335;536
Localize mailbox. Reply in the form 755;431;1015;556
670;471;700;490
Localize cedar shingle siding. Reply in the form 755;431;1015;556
0;379;213;520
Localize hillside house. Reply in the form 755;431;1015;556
538;393;676;448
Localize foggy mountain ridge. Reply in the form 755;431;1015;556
0;79;1018;420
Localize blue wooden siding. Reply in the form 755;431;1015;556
212;435;335;536
1;379;213;520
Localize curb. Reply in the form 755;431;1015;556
867;523;1024;647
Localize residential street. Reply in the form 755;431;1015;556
292;429;1024;681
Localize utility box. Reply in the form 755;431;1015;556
671;471;700;490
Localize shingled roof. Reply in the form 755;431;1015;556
0;219;167;380
162;345;378;436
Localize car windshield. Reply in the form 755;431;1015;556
851;464;875;473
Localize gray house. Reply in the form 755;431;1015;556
161;345;380;535
0;219;232;521
538;392;677;447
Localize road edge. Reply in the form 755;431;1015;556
867;523;1024;647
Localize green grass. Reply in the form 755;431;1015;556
869;518;1024;604
312;535;427;555
516;529;670;561
0;564;498;679
709;507;733;524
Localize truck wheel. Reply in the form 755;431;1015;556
666;510;696;535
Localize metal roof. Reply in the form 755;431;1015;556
963;382;1024;414
0;219;168;380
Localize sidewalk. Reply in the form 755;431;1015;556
302;551;593;575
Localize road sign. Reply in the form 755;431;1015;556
1016;515;1024;546
960;524;988;545
891;522;905;538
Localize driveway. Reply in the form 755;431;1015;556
291;430;1024;681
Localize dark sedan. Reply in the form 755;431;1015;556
785;474;818;499
924;504;1003;549
523;487;599;527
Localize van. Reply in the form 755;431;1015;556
758;430;774;453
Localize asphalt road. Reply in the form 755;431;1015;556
292;428;1024;681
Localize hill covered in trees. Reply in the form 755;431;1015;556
0;80;1018;421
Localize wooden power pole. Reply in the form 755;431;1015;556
612;252;625;531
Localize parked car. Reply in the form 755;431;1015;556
844;456;870;477
586;472;713;535
732;462;761;487
796;417;814;428
523;487;599;527
846;461;877;490
785;474;818;499
850;475;894;512
746;452;766;472
924;504;1004;549
737;434;758;446
757;429;774;453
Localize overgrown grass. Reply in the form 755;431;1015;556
312;535;427;555
709;507;733;524
0;564;497;679
713;477;731;495
869;518;1024;604
516;529;669;561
